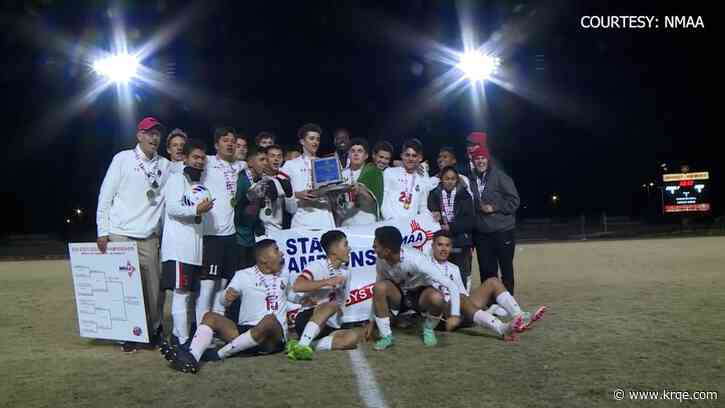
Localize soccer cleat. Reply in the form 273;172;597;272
373;335;395;351
159;341;178;362
169;347;199;374
285;339;299;355
511;314;526;334
121;341;138;353
288;343;314;361
497;315;523;342
422;327;438;347
522;306;547;330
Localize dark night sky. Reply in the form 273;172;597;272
0;0;716;234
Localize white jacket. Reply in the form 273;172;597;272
97;145;171;239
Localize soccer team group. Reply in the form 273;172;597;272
95;117;547;374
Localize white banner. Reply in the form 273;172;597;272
264;216;441;325
68;243;149;343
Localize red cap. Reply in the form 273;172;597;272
467;131;488;146
470;145;490;159
137;117;163;131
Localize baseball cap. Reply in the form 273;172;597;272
137;117;164;132
470;145;490;159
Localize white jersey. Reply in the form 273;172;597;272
380;166;432;221
201;155;246;236
160;171;209;265
376;247;461;316
97;145;171;238
281;155;335;229
298;259;351;328
340;167;377;226
169;160;185;174
429;255;468;302
222;267;289;332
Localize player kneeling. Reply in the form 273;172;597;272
286;230;362;360
160;239;288;373
365;226;464;350
430;231;547;341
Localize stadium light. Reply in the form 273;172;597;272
457;50;501;82
649;182;654;187
552;194;559;202
65;218;71;224
93;53;139;83
75;208;83;215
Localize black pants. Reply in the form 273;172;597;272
473;229;516;294
448;247;472;290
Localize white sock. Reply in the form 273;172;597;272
473;310;506;336
212;279;229;315
486;304;508;317
217;331;258;359
171;291;190;344
496;292;523;317
189;324;214;362
313;335;334;351
299;321;321;347
196;280;216;325
375;316;392;337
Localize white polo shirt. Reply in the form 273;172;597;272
281;155;335;229
201;155;246;236
97;145;171;239
380;166;432;221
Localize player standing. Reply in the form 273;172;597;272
199;127;247;322
160;139;214;347
380;139;433;220
281;123;335;229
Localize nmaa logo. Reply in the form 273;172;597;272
402;220;434;250
119;260;136;277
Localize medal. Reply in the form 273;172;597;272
146;189;156;200
265;208;272;216
151;180;159;189
230;197;237;207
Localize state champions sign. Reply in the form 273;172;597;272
262;216;440;325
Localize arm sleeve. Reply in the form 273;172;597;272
164;175;197;219
96;153;123;237
428;188;441;212
417;256;461;316
493;174;520;215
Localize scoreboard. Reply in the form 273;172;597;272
662;171;711;213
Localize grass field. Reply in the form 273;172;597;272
2;237;724;408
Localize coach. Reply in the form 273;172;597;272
469;144;520;295
96;117;171;351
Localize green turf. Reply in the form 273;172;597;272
1;237;723;407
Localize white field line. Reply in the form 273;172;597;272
348;348;389;408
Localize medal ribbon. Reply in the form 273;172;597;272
134;149;160;190
256;267;281;312
441;188;457;223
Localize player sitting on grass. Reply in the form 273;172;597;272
286;230;362;360
429;230;547;341
160;239;288;373
365;225;463;350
